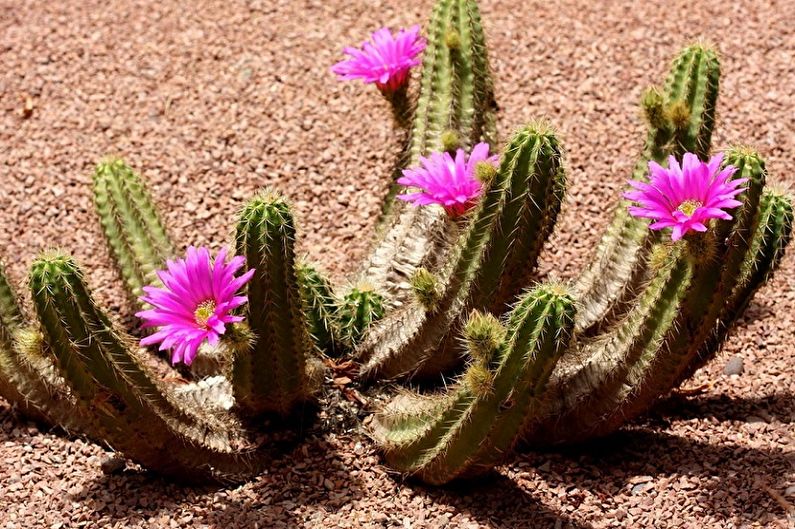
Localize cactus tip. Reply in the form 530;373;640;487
462;310;505;363
410;268;441;310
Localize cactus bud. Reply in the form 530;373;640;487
474;161;498;186
463;363;493;396
410;268;442;310
664;100;691;130
641;86;666;129
440;129;460;153
462;310;505;363
445;30;461;50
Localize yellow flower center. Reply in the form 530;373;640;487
677;199;702;217
194;300;217;328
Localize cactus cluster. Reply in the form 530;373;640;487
0;0;791;487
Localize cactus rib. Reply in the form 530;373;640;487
232;193;317;417
357;123;565;380
93;158;175;303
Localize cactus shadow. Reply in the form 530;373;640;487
410;473;596;529
66;435;366;529
526;427;791;520
650;391;794;424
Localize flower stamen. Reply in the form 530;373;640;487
676;199;702;217
194;300;217;328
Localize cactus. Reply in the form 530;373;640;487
232;193;318;417
336;285;386;349
93;158;175;303
362;0;497;308
296;262;339;354
573;45;720;336
29;253;263;482
371;285;575;484
0;0;791;490
356;123;565;380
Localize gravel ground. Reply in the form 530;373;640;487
1;0;794;527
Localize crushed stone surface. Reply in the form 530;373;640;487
1;0;794;527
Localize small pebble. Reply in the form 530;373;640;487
723;356;745;376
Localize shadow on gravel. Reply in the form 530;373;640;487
67;436;366;529
520;427;791;521
651;391;794;423
413;472;595;529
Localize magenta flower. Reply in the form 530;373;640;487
136;246;254;366
397;142;498;217
332;25;426;93
624;152;747;241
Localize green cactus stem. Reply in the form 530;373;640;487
296;262;339;355
231;193;317;417
0;260;24;406
0;264;75;427
336;285;385;349
357;123;565;381
361;0;498;308
522;148;788;445
29;253;261;482
574;44;720;335
93;158;175;304
371;284;575;485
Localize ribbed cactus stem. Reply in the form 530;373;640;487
682;188;793;381
232;193;316;417
0;262;48;418
523;149;779;444
93;158;174;303
361;0;498;307
296;262;339;355
371;285;575;485
357;123;565;380
574;44;720;335
29;253;260;482
337;285;385;349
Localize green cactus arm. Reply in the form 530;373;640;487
0;263;80;427
296;262;339;355
356;123;564;380
336;285;385;350
522;151;780;444
361;0;498;307
676;185;793;385
29;253;261;482
93;158;175;304
574;44;720;335
231;193;318;417
371;285;575;485
0;260;25;406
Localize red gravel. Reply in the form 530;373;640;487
1;0;794;527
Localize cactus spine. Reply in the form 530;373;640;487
93;158;175;303
232;193;317;417
357;123;565;380
371;285;575;484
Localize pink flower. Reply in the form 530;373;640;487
136;246;254;366
332;25;426;93
397;142;498;217
624;152;747;241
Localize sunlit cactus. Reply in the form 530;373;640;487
0;0;790;489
